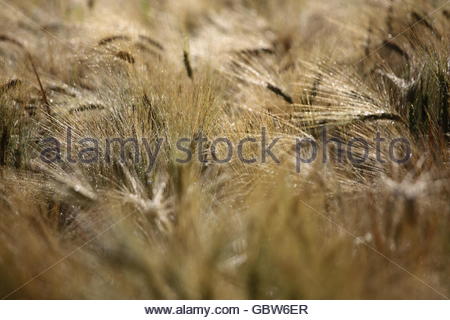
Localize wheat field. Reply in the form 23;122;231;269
0;0;449;299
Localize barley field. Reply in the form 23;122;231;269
0;0;449;299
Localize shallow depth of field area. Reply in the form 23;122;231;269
0;0;449;299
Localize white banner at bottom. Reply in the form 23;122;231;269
0;300;448;319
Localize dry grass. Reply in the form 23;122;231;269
0;0;449;299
